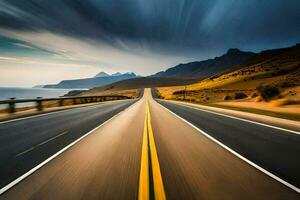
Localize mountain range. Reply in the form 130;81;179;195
43;72;137;89
41;44;299;90
89;44;299;93
94;72;124;77
88;77;199;92
155;43;300;105
152;48;255;78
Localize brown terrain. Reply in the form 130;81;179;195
83;77;198;93
81;89;141;99
156;44;300;120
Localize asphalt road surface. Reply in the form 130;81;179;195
0;89;299;199
0;99;136;188
157;100;300;189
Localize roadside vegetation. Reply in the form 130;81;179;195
155;45;300;121
80;89;141;99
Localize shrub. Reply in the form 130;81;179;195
256;84;280;101
234;92;247;99
271;98;300;106
255;96;262;102
251;93;258;98
173;90;185;95
223;95;232;100
279;82;295;88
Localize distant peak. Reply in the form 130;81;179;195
111;72;122;76
111;72;137;76
95;72;109;77
226;48;241;54
124;72;136;76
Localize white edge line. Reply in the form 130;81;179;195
0;99;132;125
157;102;300;194
0;99;138;195
36;131;69;147
162;100;300;135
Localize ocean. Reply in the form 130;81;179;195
0;87;73;109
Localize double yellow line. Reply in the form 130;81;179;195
139;101;166;200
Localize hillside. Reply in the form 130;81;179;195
187;44;300;91
152;48;255;78
84;77;199;93
156;44;300;116
43;72;137;89
156;44;300;120
94;72;109;77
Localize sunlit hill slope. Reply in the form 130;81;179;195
157;44;300;105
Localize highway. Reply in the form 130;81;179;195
158;100;300;189
0;99;136;189
0;89;299;199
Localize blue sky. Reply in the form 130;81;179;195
0;0;299;87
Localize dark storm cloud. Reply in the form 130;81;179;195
0;0;300;56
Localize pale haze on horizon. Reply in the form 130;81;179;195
0;0;299;87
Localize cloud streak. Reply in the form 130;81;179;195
0;0;299;86
1;0;299;53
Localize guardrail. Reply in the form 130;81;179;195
0;95;131;113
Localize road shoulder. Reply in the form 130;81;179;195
164;100;300;132
150;98;300;199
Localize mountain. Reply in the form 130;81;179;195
111;72;122;76
87;77;199;92
94;72;109;77
44;72;137;89
210;43;300;80
165;44;300;91
156;43;300;103
152;48;255;78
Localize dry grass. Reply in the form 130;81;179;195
270;98;300;107
155;48;300;121
81;89;140;99
156;86;185;99
157;87;254;103
188;63;299;91
157;51;299;103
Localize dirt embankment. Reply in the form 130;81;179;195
80;89;141;99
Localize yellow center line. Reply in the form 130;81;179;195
138;100;166;200
138;106;150;200
147;101;166;200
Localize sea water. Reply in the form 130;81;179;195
0;87;72;109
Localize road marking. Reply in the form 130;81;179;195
138;101;166;200
0;100;138;195
15;147;34;157
147;101;166;200
138;106;149;200
0;99;131;125
157;102;300;194
15;131;69;157
164;100;300;135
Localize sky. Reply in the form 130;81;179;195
0;0;299;87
